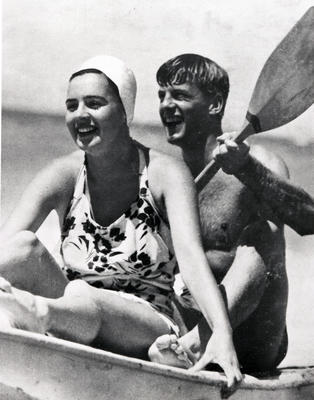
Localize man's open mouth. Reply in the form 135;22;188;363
162;116;183;140
163;116;183;126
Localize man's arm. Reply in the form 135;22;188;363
213;134;314;235
236;154;314;235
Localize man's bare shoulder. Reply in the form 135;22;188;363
250;144;289;178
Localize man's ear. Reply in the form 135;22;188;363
208;93;224;116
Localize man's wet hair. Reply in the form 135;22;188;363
157;54;229;118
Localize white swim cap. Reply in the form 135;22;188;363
75;55;137;125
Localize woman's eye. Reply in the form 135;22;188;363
66;102;78;112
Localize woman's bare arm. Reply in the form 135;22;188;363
148;151;242;385
1;153;81;240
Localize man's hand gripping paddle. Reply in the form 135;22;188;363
195;7;314;190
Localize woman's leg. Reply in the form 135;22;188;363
0;230;67;297
0;279;172;359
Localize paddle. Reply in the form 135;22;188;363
195;7;314;191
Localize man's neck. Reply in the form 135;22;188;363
181;125;222;179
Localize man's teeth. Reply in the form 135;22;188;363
165;118;182;124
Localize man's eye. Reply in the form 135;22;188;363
158;92;165;101
87;100;102;109
175;94;186;100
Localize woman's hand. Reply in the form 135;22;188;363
190;329;243;398
213;132;250;175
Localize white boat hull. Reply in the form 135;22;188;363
0;329;313;400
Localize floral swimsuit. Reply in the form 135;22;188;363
60;146;177;320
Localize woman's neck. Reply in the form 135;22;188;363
85;134;138;183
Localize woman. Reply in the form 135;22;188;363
0;55;242;388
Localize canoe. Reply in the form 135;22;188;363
0;329;313;400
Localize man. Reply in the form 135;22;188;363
148;53;296;373
211;131;314;236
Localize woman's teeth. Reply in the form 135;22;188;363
77;126;96;134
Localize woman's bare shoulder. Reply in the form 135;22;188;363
0;151;84;234
23;150;84;209
38;151;83;186
147;149;194;195
48;150;83;174
148;149;188;176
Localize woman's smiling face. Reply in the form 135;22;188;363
65;72;126;156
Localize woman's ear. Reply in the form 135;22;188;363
208;93;224;116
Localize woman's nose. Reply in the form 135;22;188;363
77;103;90;119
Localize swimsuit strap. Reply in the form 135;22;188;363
138;147;146;177
72;163;86;200
137;147;167;225
133;139;150;166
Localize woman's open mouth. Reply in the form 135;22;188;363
77;126;97;135
76;125;98;144
76;125;98;140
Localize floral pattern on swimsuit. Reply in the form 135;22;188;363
60;148;177;318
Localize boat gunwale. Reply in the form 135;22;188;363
0;329;314;392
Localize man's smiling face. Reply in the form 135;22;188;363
158;82;211;145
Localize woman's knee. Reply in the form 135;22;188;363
63;279;92;298
62;280;102;344
63;280;102;312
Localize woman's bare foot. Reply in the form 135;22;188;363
148;334;198;368
0;277;48;333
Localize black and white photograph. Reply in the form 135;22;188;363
1;0;314;398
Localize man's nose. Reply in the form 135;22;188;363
162;94;175;109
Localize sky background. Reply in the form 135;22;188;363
2;0;314;367
2;0;314;144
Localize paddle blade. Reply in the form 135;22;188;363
196;8;314;191
245;7;314;136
